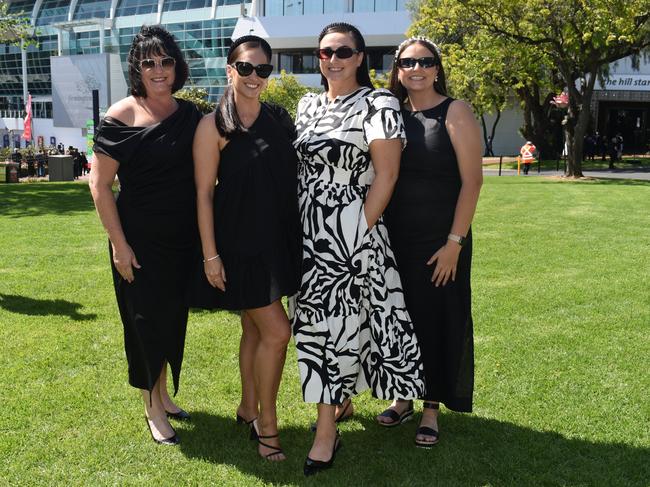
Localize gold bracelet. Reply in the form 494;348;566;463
203;254;220;263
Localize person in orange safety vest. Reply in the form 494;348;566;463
519;141;536;175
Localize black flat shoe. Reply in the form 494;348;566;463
377;400;414;427
144;416;179;446
415;402;439;448
166;408;191;421
303;432;342;476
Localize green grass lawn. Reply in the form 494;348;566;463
483;156;650;172
1;178;649;486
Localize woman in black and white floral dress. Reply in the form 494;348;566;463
291;22;424;476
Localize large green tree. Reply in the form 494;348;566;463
411;0;650;176
410;0;650;177
410;2;564;158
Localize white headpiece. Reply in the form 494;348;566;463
394;36;442;59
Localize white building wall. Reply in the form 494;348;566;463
481;106;526;156
32;118;87;150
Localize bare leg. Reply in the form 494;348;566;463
309;404;338;461
334;398;354;422
246;300;291;461
158;362;181;413
143;371;176;441
237;310;259;421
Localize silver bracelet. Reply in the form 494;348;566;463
203;254;220;263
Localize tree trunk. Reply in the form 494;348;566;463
517;85;559;160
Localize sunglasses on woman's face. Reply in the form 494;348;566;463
315;46;360;60
139;56;176;71
397;57;438;69
231;61;274;79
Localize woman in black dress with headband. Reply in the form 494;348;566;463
379;37;483;447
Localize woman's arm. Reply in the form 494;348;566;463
427;100;483;286
89;151;140;283
193;113;226;291
365;138;403;230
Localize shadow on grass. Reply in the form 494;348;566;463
0;182;95;218
177;412;649;486
0;293;97;321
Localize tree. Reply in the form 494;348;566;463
175;87;215;114
413;0;650;177
0;0;35;46
260;71;314;119
409;1;564;158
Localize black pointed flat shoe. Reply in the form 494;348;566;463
303;432;342;476
144;416;179;446
165;408;191;421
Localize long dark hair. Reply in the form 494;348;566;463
215;35;272;138
127;25;188;98
318;22;373;92
389;38;447;104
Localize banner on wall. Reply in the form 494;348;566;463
2;134;9;148
13;134;21;148
37;135;44;148
50;136;56;146
86;119;94;157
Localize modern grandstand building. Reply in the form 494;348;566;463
0;0;411;149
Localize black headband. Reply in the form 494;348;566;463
228;35;272;58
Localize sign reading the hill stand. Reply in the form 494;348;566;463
597;74;650;91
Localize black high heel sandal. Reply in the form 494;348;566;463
236;413;259;440
144;416;179;446
251;420;285;461
166;408;191;421
303;431;342;476
415;402;439;448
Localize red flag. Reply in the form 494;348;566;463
22;93;32;141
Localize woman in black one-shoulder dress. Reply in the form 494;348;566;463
90;26;201;445
378;37;483;448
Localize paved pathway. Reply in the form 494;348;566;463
482;163;650;181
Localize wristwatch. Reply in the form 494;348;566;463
447;233;467;247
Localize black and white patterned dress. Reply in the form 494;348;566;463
291;87;425;404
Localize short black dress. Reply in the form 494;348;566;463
188;103;301;310
385;98;474;412
94;99;202;394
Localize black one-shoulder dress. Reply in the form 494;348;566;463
188;102;301;311
94;99;202;394
385;98;474;412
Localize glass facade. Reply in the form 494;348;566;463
35;0;70;26
264;0;407;15
72;0;112;20
116;0;159;17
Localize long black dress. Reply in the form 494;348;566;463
188;102;301;311
94;99;202;394
385;98;474;412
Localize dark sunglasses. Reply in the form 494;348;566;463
231;61;274;78
397;57;438;69
315;46;360;60
139;56;176;71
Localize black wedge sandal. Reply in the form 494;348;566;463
415;402;439;448
377;400;414;427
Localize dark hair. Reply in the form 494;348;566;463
389;38;447;104
127;25;188;98
215;35;272;138
317;22;373;91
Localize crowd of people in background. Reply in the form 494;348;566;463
7;143;89;179
584;132;624;168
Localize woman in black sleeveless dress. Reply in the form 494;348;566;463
378;37;483;447
90;26;202;445
189;36;300;462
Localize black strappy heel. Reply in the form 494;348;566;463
251;420;285;460
415;402;439;448
236;413;258;439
